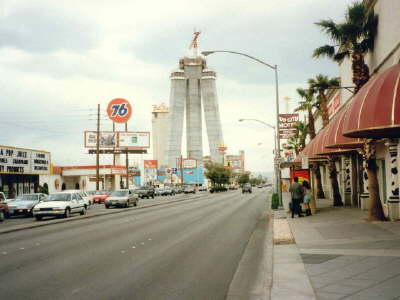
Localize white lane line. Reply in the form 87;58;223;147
121;250;126;254
140;242;145;245
148;238;152;241
35;243;40;246
2;251;7;255
132;246;136;249
19;247;25;250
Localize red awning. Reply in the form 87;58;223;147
325;103;363;149
343;64;400;138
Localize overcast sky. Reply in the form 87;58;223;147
0;0;353;173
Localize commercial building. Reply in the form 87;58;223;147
151;104;169;168
225;150;246;174
40;165;142;194
294;0;400;220
0;145;50;198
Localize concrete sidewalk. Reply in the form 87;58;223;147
272;191;400;300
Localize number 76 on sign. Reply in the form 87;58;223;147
107;98;132;123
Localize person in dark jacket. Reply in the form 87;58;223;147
289;177;304;218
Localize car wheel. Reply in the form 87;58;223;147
134;201;137;207
84;204;88;210
64;208;70;218
152;195;154;199
125;202;129;208
35;215;42;221
0;211;4;222
105;204;110;209
80;207;86;215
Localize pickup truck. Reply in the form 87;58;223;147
136;186;155;199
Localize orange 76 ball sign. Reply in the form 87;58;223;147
107;98;132;123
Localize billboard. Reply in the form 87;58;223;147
183;159;197;169
84;131;150;149
0;145;50;175
278;114;299;139
144;160;158;169
85;131;117;148
290;169;310;184
118;132;150;148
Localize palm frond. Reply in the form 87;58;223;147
333;50;350;61
312;45;336;58
346;1;365;27
315;19;341;42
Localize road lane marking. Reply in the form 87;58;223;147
121;250;126;254
2;251;7;255
19;247;25;250
148;238;152;241
140;242;145;245
132;246;136;249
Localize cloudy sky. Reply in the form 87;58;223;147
0;0;353;173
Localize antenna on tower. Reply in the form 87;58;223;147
189;29;201;56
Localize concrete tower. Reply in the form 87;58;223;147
165;33;224;167
151;103;169;168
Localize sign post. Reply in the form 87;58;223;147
106;98;132;189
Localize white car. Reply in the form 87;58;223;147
63;190;91;208
33;192;86;220
104;189;139;208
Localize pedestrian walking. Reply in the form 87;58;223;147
289;176;304;218
302;180;312;216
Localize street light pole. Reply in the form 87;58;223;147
239;118;279;199
203;50;282;208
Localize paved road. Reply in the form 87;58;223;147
0;192;207;229
0;189;268;300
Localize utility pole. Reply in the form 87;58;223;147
180;155;184;186
125;122;129;189
96;104;100;190
112;121;116;165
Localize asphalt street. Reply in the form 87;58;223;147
0;189;268;300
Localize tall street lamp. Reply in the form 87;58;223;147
239;119;279;201
202;50;282;207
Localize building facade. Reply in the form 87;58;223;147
151;104;169;168
295;0;400;220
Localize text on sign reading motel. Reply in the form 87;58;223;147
0;146;50;174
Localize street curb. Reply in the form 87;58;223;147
0;193;209;235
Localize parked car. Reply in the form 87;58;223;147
104;189;138;208
173;186;183;194
86;190;97;203
33;191;86;220
0;200;9;222
198;186;208;192
136;186;155;199
92;190;110;204
161;186;175;196
7;193;47;217
242;183;252;194
184;186;196;194
154;188;163;197
229;185;239;190
63;190;91;208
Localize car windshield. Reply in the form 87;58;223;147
110;191;128;197
47;194;71;201
16;194;39;201
95;191;107;195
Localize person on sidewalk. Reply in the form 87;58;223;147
289;176;304;218
302;180;312;216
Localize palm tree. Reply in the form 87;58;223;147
295;88;317;139
285;122;308;155
363;139;386;221
313;1;378;93
308;75;340;128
